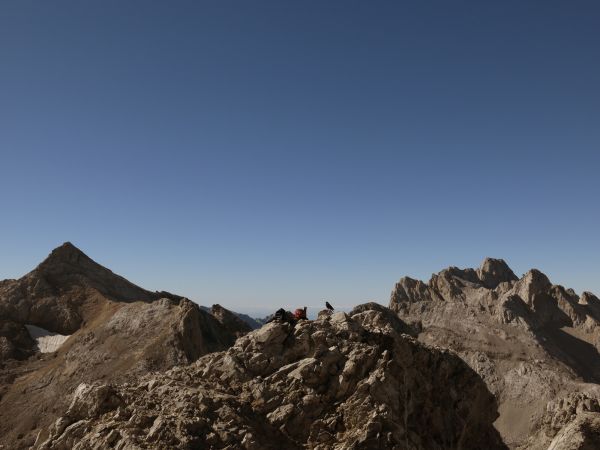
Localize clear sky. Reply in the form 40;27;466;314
1;1;599;316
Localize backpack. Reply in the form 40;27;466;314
294;308;307;320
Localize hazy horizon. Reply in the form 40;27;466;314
1;2;599;311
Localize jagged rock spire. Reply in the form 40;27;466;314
477;257;518;289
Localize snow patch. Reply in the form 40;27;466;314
25;324;70;353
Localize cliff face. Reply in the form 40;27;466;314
210;303;253;337
0;243;245;449
389;258;600;449
39;305;506;450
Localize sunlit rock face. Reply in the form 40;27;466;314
389;258;600;449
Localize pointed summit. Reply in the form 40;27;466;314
477;257;518;289
34;242;108;281
40;242;89;266
54;241;82;254
27;242;158;305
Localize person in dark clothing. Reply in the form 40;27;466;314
265;308;297;324
266;308;286;323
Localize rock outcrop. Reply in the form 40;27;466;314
39;305;506;450
546;413;600;450
518;390;600;449
210;303;253;337
0;318;36;360
0;243;247;449
389;258;600;448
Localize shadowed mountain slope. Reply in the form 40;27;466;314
390;258;600;449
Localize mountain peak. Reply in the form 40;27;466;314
41;242;89;266
27;242;160;306
477;257;518;288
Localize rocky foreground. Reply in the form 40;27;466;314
38;304;505;449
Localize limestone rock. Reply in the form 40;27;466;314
521;392;600;449
0;243;247;449
211;303;253;337
389;258;600;448
65;383;123;420
40;304;507;450
390;276;436;308
477;258;518;289
547;412;600;450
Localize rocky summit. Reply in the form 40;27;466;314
390;258;600;449
38;306;505;450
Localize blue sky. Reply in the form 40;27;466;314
1;1;599;316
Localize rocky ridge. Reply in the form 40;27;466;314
210;304;254;337
39;305;506;450
389;258;600;448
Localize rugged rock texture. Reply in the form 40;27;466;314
0;243;246;449
546;413;600;450
0;318;36;360
389;258;600;448
233;312;263;330
210;303;253;337
39;305;506;450
0;242;162;338
509;389;600;450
